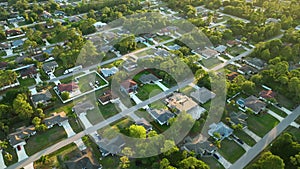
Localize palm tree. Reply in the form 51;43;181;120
0;140;8;150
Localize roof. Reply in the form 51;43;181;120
259;90;276;99
98;90;117;104
101;66;119;78
65;157;100;169
58;82;79;93
20;66;37;77
31;90;52;104
43;112;68;128
208;122;233;140
139;74;160;84
154;48;171;57
200;48;219;58
120;79;137;90
12;39;24;47
190;87;216;104
184;141;216;155
237;65;257;74
227;40;240;46
8;126;36;147
214;45;227;53
149;109;175;125
122;60;137;72
227;72;239;81
166;93;199;114
72;100;95;116
136;118;152;131
97;135;125;156
245;58;266;69
229;111;248;127
42;61;58;72
244;95;267;113
0;62;8;69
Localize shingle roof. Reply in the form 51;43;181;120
72;100;95;116
8;126;36;147
43;112;68;128
190;87;216;104
149;109;175;125
139;74;160;84
244;95;266;114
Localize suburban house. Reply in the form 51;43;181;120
120;79;138;95
214;45;227;53
0;43;10;50
11;39;24;48
7;16;25;24
41;11;52;18
227;72;239;81
135;37;146;43
57;82;80;96
42;61;58;75
259;90;276;100
100;66;119;78
43;112;68;129
226;40;241;47
244;58;267;70
98;90;118;105
65;156;100;169
19;66;37;79
97;135;125;157
237;65;257;75
165;93;206;120
167;44;181;51
135;118;153;132
72;100;95;117
68;16;81;22
8;126;36;148
154;48;171;57
54;10;65;17
199;48;220;59
5;29;23;37
295;25;300;31
122;59;137;72
139;74;160;84
31;89;52;107
0;62;8;70
148;108;175;125
190;87;216;104
229;111;248;129
182;140;217;157
244;95;267;114
208;122;233;140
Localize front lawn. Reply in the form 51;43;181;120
25;126;67;156
201;157;225;169
247;113;279;137
199;57;223;69
135;84;163;101
234;130;256;146
227;46;246;56
19;78;36;87
86;103;120;125
267;105;287;117
218;138;246;163
180;86;196;96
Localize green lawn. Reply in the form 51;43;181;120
154;35;172;42
201;157;225;169
150;100;168;109
19;78;36;86
234;130;256;146
247;113;279;137
86;103;120;125
25;126;67;156
218;139;246;163
199;57;223;69
227;46;246;56
180;86;196;96
76;72;108;93
135;84;163;101
267;105;287;117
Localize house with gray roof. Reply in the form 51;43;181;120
214;45;227;53
42;61;58;74
237;64;257;75
31;89;52;107
11;39;24;48
97;135;125;157
72;100;95;116
190;87;216;104
148;109;175;125
244;58;267;70
244;95;266;114
229;111;248;129
139;74;160;84
208;122;233;140
8;126;36;148
136;118;153;132
65;156;100;169
101;66;119;78
43;112;68;129
182;141;217;156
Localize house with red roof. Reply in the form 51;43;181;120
120;79;138;94
57;82;79;94
259;90;276;100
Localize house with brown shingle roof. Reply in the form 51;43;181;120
57;82;79;94
120;79;138;94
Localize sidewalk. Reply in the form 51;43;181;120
267;109;300;128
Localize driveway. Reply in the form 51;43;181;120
116;100;141;121
130;93;149;109
16;145;28;162
78;114;93;129
154;81;169;91
0;150;6;169
23;162;34;169
243;128;261;142
267;109;300;128
215;152;232;169
61;121;86;151
34;73;43;84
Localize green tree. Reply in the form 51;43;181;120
32;117;41;126
253;151;285;169
4;153;12;161
0;140;8;150
129;125;146;138
119;156;130;168
13;93;34;119
179;157;209;169
61;92;70;100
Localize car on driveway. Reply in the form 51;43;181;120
213;153;220;159
17;145;21;151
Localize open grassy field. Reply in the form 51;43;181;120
234;130;256;146
247;113;279;137
218;139;246;163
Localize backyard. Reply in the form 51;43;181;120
247;113;279;137
218;139;246;163
135;84;163;101
75;72;108;93
25;126;67;156
199;57;223;69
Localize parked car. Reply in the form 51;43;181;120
237;138;244;145
213;153;220;160
17;145;21;151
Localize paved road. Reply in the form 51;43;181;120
229;105;300;169
7;79;193;169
